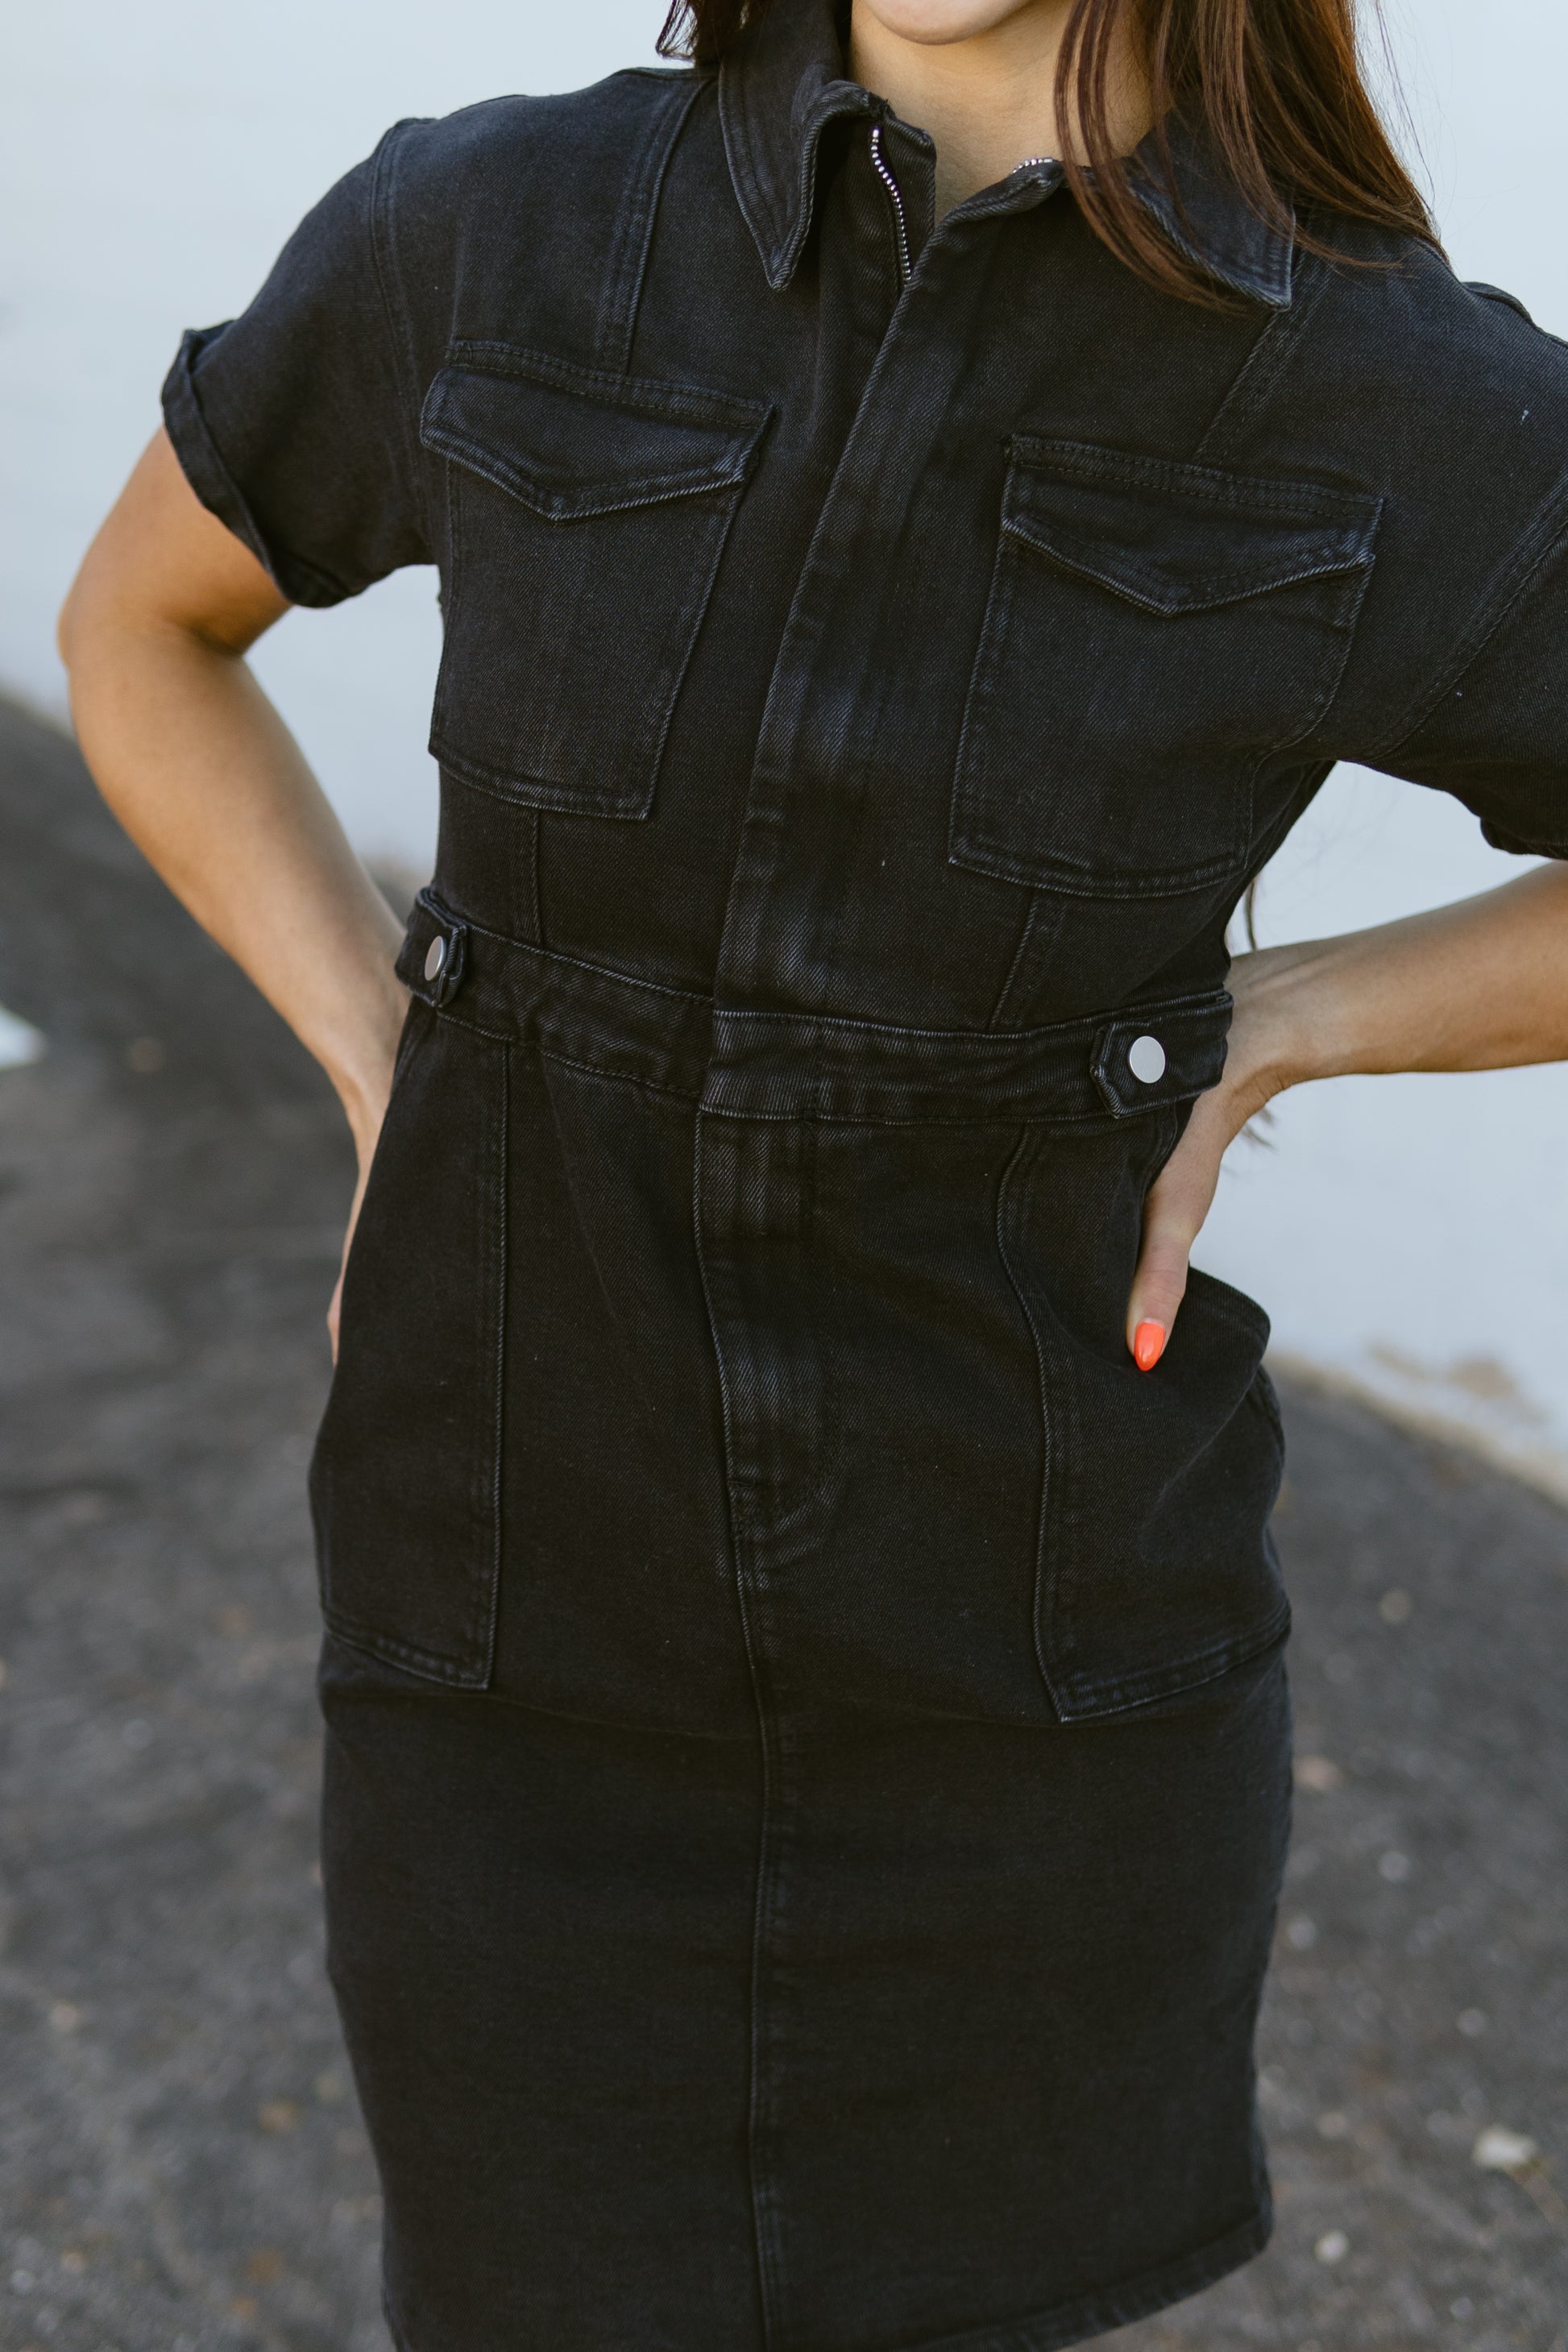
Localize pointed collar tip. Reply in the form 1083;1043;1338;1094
720;4;1299;309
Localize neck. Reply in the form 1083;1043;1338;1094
847;0;1151;218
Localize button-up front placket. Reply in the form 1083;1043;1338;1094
715;147;1071;1025
687;121;1271;2342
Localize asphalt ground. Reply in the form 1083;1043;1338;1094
0;692;1564;2352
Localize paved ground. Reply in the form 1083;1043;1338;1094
0;692;1564;2352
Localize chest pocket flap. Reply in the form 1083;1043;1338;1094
421;344;771;817
421;344;769;518
1002;439;1379;614
952;438;1382;899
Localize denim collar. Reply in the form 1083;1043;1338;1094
717;0;1296;308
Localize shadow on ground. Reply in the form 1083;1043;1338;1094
1;698;1564;2352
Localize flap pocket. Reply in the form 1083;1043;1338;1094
420;343;769;521
952;441;1382;901
422;345;771;817
1003;438;1379;614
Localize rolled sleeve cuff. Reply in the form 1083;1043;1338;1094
160;325;351;609
1479;816;1568;858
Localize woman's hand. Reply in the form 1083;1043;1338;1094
1124;860;1568;1370
1125;948;1306;1370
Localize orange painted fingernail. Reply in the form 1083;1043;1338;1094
1133;1320;1168;1372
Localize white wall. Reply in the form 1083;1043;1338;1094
0;1;666;856
3;1;1567;1486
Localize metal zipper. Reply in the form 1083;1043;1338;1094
1015;155;1059;172
869;123;912;285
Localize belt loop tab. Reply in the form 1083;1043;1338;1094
1090;989;1233;1116
398;888;470;1010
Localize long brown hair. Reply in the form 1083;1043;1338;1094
657;0;1436;304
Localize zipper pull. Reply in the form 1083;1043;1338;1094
869;124;912;286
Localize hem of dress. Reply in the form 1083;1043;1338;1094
889;2205;1273;2352
378;2205;1270;2352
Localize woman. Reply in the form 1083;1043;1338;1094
56;0;1568;2342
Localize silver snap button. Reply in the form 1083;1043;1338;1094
1127;1033;1167;1085
424;935;448;983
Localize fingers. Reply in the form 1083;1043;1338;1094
1122;976;1289;1371
1126;1222;1192;1371
1126;1098;1231;1371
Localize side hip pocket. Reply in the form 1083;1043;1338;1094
998;1121;1289;1719
309;1005;508;1686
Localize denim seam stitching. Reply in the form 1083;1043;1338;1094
711;987;1231;1047
418;433;757;516
369;120;436;562
1058;1606;1293;1719
527;807;544;948
595;73;711;374
995;1129;1068;1718
989;892;1047;1029
1369;490;1568;762
537;1044;702;1104
375;2205;1269;2352
1193;247;1337;464
1008;437;1379;525
689;1111;786;2350
413;895;1228;1036
399;1014;705;1107
954;506;1377;898
413;890;714;1003
642;457;767;828
1001;524;1374;616
1241;538;1381;769
320;1609;488;1688
437;338;772;432
479;1040;508;1682
425;475;756;820
702;1100;1202;1130
881;2202;1272;2352
950;526;1250;898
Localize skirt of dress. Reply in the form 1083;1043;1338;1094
310;941;1296;2350
318;1633;1292;2352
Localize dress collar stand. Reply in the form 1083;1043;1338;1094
717;0;1296;309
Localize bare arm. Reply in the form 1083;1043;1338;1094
58;428;408;1350
1127;861;1568;1364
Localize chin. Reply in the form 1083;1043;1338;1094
853;0;1036;46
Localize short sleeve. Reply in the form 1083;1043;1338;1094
1372;531;1568;858
161;127;431;608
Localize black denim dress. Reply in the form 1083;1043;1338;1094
161;3;1568;2344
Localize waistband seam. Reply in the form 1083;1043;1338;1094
429;904;1225;1054
400;890;1234;1126
417;1014;1197;1125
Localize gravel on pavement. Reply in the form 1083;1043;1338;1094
1;695;1564;2352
